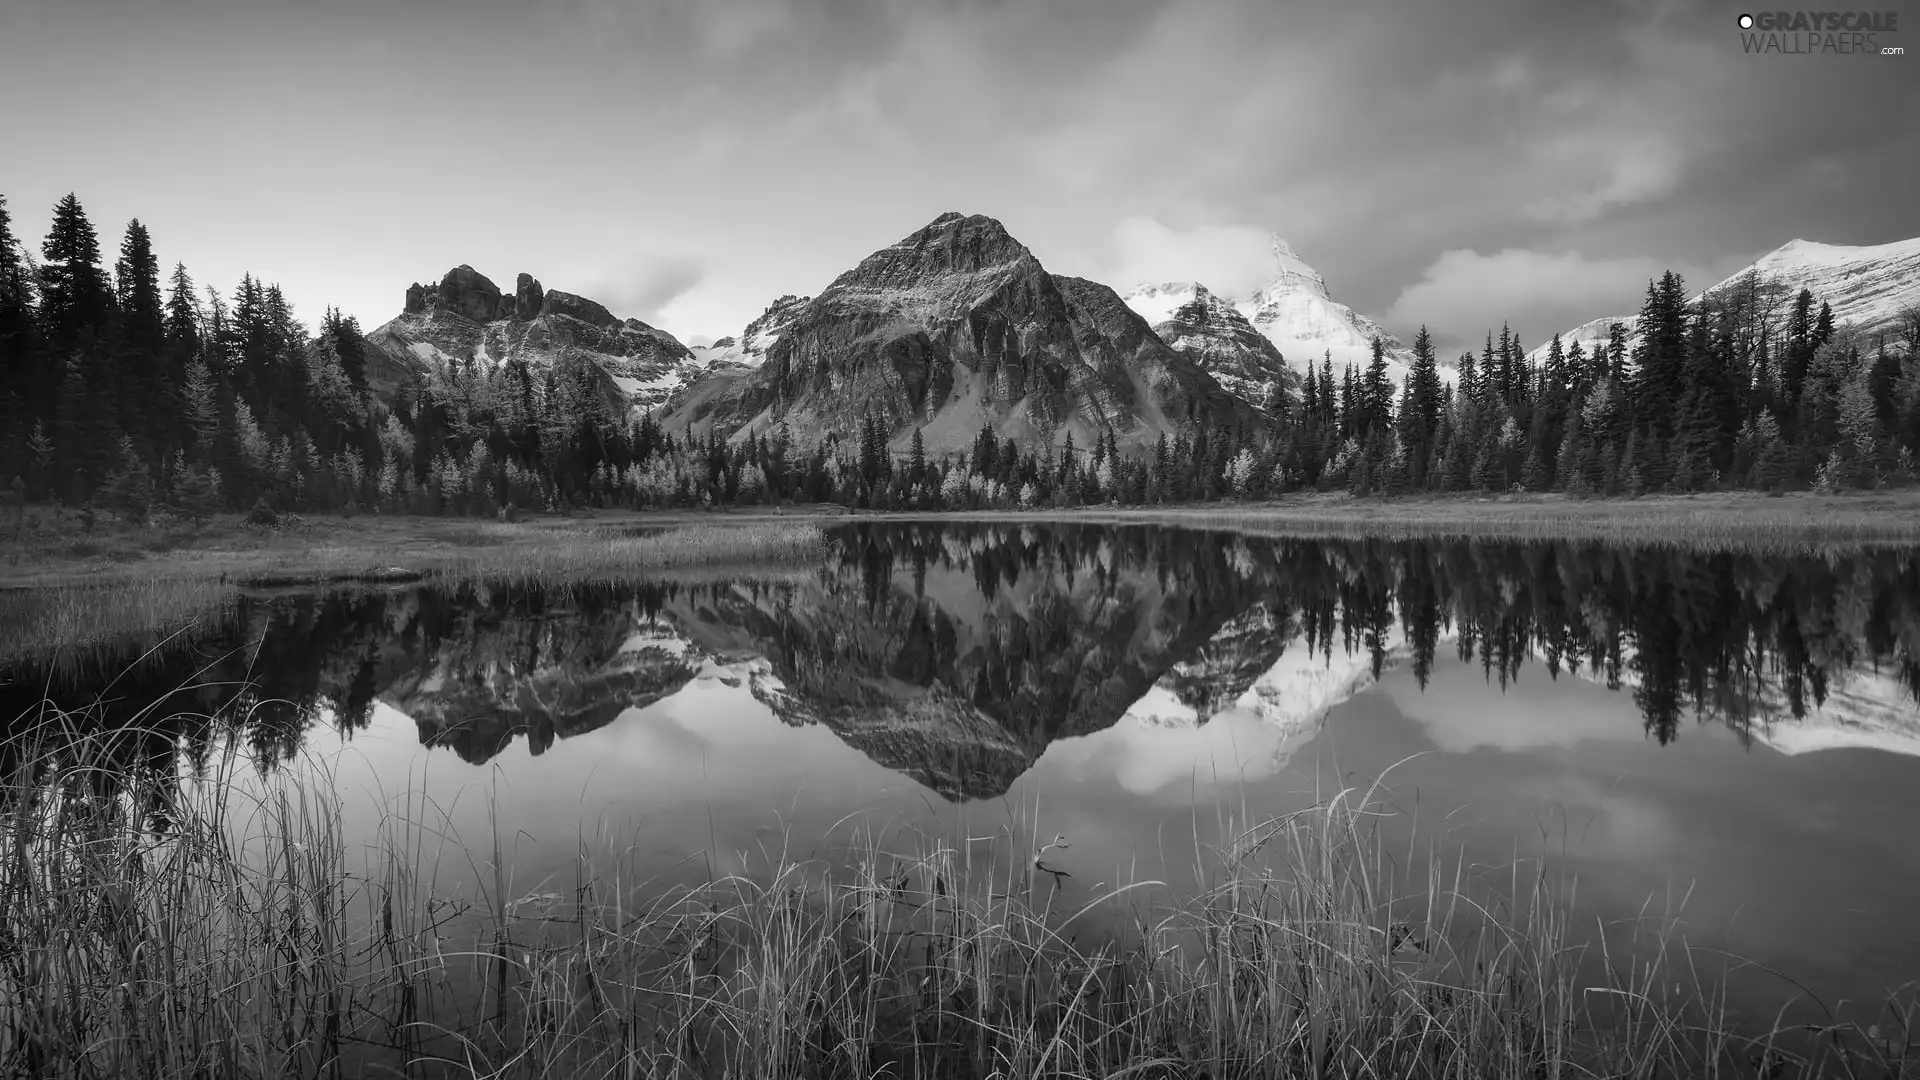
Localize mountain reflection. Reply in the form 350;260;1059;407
4;523;1918;801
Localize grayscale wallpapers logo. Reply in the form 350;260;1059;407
1737;10;1904;54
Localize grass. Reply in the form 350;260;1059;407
428;521;828;587
0;518;826;663
924;489;1920;551
1;707;1913;1079
0;507;834;590
0;579;239;672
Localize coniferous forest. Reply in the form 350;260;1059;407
5;191;1920;521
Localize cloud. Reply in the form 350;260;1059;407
583;257;707;322
1386;248;1690;348
1522;134;1689;224
1107;217;1281;301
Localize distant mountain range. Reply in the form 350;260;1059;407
1528;235;1920;364
364;219;1920;451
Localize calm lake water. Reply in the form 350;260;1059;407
6;521;1920;1029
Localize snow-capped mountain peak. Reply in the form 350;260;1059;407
1705;234;1920;338
1530;233;1920;366
1123;235;1440;389
1120;282;1293;404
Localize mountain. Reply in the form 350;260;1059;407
659;212;1260;453
365;265;707;413
1123;236;1443;388
1239;237;1414;375
685;294;810;370
1529;235;1920;364
1122;283;1296;405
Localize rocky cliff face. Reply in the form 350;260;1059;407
367;265;704;413
1123;283;1296;406
662;213;1259;453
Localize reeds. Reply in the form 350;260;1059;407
0;710;1913;1079
0;579;237;673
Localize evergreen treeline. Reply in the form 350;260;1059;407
6;192;1920;520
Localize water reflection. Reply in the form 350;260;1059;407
5;524;1919;794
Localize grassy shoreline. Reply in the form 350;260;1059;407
0;516;827;665
919;490;1920;548
5;490;1913;596
3;718;1910;1079
0;493;1912;661
0;509;835;591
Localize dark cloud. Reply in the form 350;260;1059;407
1;0;1912;343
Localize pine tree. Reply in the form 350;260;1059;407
1318;352;1335;425
1398;326;1442;487
968;423;992;478
321;307;369;394
1151;431;1170;501
0;195;47;483
907;427;926;485
38;193;113;356
1631;272;1689;488
114;220;163;344
1869;342;1902;433
113;219;166;458
1606;322;1631;385
1362;337;1393;439
1339;365;1356;440
1784;288;1816;410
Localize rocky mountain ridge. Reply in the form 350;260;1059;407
365;264;708;413
658;212;1261;453
1122;283;1296;405
1528;234;1920;365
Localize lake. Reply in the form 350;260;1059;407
4;519;1919;1055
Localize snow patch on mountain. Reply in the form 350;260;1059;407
1122;282;1293;405
686;294;812;371
1531;234;1920;366
1124;282;1202;330
1708;236;1920;341
1127;236;1447;388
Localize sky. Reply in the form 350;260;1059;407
2;0;1915;353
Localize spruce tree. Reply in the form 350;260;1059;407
1362;337;1393;439
0;195;47;482
1631;272;1689;488
1606;322;1631;385
113;220;167;458
38;193;113;356
1398;326;1442;487
1783;288;1816;410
